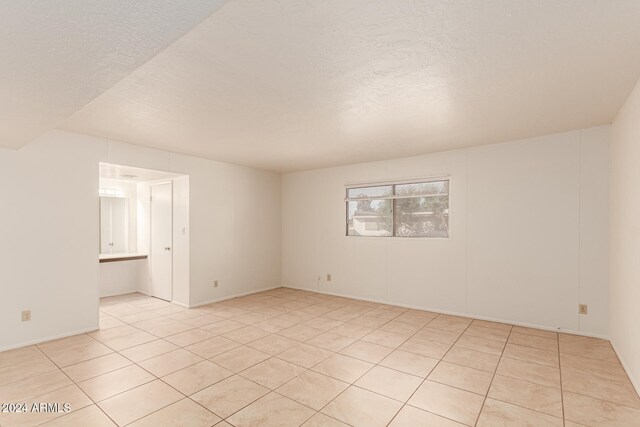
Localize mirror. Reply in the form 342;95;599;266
100;197;129;254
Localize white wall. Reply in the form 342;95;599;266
99;260;148;297
0;130;281;351
169;154;282;307
282;126;610;337
579;132;611;335
172;175;191;306
0;132;105;351
610;79;640;391
108;145;281;309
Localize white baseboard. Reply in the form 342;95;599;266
189;285;282;308
283;284;610;341
0;286;278;353
0;326;99;353
1;286;280;352
172;300;190;309
99;290;139;298
610;339;640;397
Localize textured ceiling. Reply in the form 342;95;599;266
0;0;228;148
7;1;640;172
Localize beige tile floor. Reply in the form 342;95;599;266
1;287;639;426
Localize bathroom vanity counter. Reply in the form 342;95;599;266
99;253;148;263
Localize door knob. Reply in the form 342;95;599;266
164;247;171;251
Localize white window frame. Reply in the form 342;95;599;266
345;177;451;239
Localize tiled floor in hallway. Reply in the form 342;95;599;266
1;287;639;426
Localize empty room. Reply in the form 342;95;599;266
1;1;640;426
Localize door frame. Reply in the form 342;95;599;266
149;181;173;302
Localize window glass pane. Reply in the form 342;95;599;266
347;185;392;199
394;195;449;237
395;180;448;196
347;199;392;236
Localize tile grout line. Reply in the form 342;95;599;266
290;307;422;425
119;291;393;425
472;324;512;427
8;289;638;426
63;316;196;426
31;344;121;427
109;304;291;425
385;316;477;427
211;296;390;424
66;301;252;425
29;303;484;426
35;298;458;412
133;296;562;424
559;334;567;426
94;293;313;425
294;309;411;424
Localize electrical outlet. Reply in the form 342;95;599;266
579;304;588;315
214;280;218;288
21;310;31;322
326;274;332;282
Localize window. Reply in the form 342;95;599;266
346;179;449;238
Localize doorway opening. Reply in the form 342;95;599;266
98;163;189;304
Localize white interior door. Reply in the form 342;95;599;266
150;182;173;301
